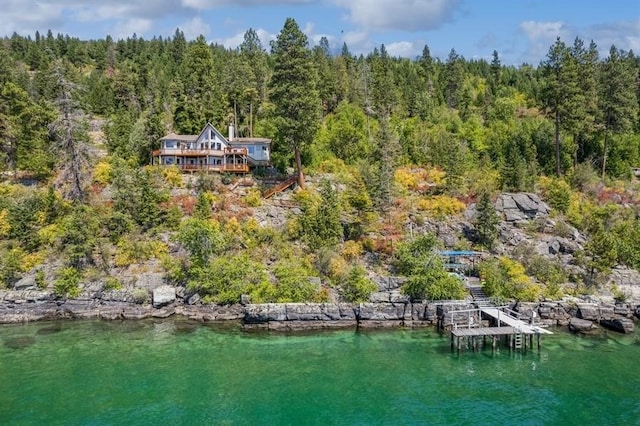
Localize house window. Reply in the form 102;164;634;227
165;140;176;149
163;157;174;165
247;146;255;155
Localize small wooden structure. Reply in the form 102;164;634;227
446;306;552;354
262;175;298;199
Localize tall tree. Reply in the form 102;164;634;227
571;39;599;165
445;48;465;109
174;35;220;134
541;37;582;176
269;18;320;187
49;61;91;202
598;45;638;177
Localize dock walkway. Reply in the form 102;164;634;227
479;307;553;335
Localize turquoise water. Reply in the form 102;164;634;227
1;320;639;425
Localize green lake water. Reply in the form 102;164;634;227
1;319;639;425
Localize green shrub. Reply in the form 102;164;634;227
188;255;269;305
244;189;262;208
539;176;572;214
272;259;326;303
480;257;543;302
54;267;82;298
132;288;150;304
341;266;377;303
35;270;47;289
104;277;123;291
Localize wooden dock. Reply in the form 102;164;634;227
446;306;552;354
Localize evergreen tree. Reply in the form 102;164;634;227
475;190;499;250
445;48;464;108
541;37;582;176
269;18;320;187
598;45;637;177
174;35;220;134
49;61;91;201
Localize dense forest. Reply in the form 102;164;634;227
1;18;639;304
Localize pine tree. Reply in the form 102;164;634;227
475;190;499;250
541;37;582;176
269;18;320;188
598;45;638;177
445;48;464;108
174;35;220;134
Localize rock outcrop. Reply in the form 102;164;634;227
152;285;176;308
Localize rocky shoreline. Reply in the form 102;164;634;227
1;287;638;334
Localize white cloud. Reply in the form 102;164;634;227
520;21;568;42
111;18;153;39
213;28;275;49
519;20;570;63
0;0;66;35
519;18;640;64
180;16;212;39
587;18;640;55
182;0;313;9
333;0;460;31
386;41;419;57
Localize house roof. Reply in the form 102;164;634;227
159;124;271;145
159;133;197;142
229;137;271;145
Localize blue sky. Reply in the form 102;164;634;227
2;0;639;65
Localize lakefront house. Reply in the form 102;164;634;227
151;123;271;173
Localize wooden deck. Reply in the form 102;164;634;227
446;305;552;353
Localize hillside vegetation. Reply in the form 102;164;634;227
1;19;639;304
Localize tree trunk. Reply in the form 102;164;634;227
294;145;305;189
555;109;561;176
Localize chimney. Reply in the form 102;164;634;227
228;124;234;141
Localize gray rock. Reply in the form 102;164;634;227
13;275;37;290
569;317;598;333
512;193;539;214
187;293;201;305
504;209;527;222
152;285;176;308
135;273;165;291
600;318;635;333
577;304;600;321
548;238;561;255
369;292;390;303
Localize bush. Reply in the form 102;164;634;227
244;189;262;208
188;255;269;305
54;267;82;298
480;257;543;301
393;233;440;275
104;277;123;291
416;195;466;219
341;266;377;302
538;176;572;214
132;288;150;304
35;270;47;289
93;160;112;185
402;268;466;301
341;240;363;260
273;259;327;303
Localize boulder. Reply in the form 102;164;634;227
152;285;176;308
13;275;37;290
600;318;635;333
569;317;598;333
577;304;600;321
